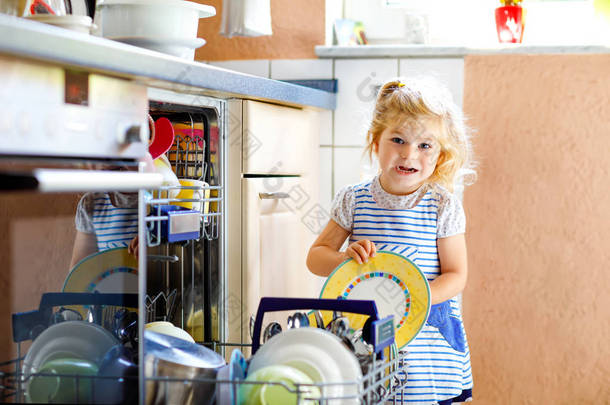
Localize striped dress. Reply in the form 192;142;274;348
75;192;139;251
330;176;473;404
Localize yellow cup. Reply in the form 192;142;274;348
171;179;209;214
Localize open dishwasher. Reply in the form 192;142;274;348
0;67;228;404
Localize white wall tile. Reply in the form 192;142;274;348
398;58;464;108
318;146;333;212
334;59;398;147
208;60;270;78
270;59;333;80
333;146;370;196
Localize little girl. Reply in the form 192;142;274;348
307;77;475;404
70;191;139;268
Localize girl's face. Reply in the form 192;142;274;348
374;118;442;195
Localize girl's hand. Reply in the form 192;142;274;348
345;240;376;264
128;236;139;258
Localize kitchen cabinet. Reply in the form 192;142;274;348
226;100;325;354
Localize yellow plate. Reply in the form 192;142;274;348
62;248;138;318
319;251;430;349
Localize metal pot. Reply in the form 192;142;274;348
144;330;225;405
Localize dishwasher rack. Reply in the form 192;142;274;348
145;105;225;351
146;346;409;405
147;110;222;245
2;295;411;404
1;345;409;405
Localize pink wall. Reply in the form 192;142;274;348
462;54;610;403
194;0;325;61
0;193;79;359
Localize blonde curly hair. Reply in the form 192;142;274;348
365;77;475;192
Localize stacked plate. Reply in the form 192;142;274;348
24;14;94;34
248;328;362;404
95;0;216;60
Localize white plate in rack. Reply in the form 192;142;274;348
248;328;362;404
22;321;118;401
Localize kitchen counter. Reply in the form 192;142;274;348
0;15;335;110
315;44;610;58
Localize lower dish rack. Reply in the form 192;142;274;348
1;348;408;404
2;295;410;405
146;347;409;405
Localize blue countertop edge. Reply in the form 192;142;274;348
0;15;336;110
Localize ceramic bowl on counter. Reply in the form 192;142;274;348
95;0;215;60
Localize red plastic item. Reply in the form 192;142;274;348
495;5;524;43
149;117;175;159
30;0;56;15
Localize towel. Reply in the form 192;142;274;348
220;0;273;38
426;300;466;353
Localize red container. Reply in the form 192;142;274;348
495;5;524;43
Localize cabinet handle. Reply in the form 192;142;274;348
258;192;290;200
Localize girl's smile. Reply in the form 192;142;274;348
375;118;442;195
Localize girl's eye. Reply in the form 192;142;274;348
419;143;432;150
391;137;404;144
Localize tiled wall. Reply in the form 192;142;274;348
209;57;464;214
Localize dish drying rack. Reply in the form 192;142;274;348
145;109;223;347
1;292;140;404
2;296;411;404
145;297;411;405
146;349;409;405
145;128;222;245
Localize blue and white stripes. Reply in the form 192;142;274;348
342;180;473;404
91;195;138;251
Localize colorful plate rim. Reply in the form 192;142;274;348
62;247;138;317
319;250;431;349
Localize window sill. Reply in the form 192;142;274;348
315;44;610;59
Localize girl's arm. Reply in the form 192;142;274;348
307;220;351;277
69;230;98;270
307;220;377;276
430;233;468;305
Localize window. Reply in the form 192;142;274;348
327;0;608;46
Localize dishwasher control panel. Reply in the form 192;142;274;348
0;56;148;159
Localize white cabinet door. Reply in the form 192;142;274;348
241;176;323;352
225;99;325;356
242;100;319;175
